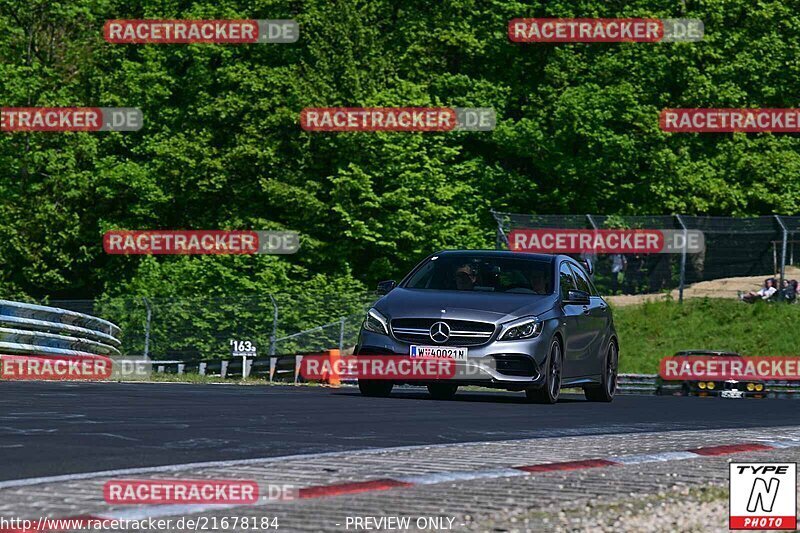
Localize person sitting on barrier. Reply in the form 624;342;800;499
786;279;799;303
740;278;777;303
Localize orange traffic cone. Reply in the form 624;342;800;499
322;349;341;387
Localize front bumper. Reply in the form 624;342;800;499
355;328;550;387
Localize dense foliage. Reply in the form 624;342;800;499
1;0;798;312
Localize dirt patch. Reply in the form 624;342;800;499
607;266;800;307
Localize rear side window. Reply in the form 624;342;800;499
570;264;592;295
559;263;576;299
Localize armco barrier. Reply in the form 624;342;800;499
0;300;121;358
149;362;800;398
617;373;660;395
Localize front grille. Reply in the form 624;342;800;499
391;318;496;346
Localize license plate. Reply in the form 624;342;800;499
410;345;468;361
721;390;744;399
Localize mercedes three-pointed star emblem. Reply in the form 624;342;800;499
429;321;451;343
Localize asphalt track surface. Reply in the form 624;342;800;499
1;381;797;482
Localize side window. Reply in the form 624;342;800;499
586;277;600;297
570;264;592;295
559;263;576;299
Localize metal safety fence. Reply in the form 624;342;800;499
617;374;800;398
42;294;375;361
491;211;800;301
0;300;121;357
138;365;800;398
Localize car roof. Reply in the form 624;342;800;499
433;250;559;263
674;350;741;357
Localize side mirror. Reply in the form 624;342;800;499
564;289;590;306
376;280;397;295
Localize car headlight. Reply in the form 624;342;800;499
746;382;755;391
498;316;542;341
706;381;716;390
698;381;706;389
363;308;389;335
755;383;764;392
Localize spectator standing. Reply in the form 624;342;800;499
610;253;627;293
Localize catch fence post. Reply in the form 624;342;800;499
490;209;510;250
338;317;345;353
269;294;278;382
675;214;688;304
775;215;788;300
585;215;599;280
142;297;152;358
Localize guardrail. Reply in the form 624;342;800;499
148;363;800;398
617;373;660;395
150;353;320;382
617;374;800;398
0;300;121;357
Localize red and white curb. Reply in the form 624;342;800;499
1;441;795;532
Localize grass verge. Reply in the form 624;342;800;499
614;298;800;373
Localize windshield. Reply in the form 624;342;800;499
404;255;553;294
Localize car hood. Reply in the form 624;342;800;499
375;288;557;324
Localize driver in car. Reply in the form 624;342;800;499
530;272;547;294
454;264;477;290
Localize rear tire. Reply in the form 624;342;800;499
526;338;562;404
427;383;458;400
358;380;393;397
584;342;618;402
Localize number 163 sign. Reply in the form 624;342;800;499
230;340;257;357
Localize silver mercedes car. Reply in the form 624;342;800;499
355;250;618;403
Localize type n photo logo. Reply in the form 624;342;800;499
730;462;796;530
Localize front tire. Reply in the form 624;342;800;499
358;380;393;397
526;338;562;404
584;341;618;402
427;383;458;400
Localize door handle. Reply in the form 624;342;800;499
582;306;590;315
599;304;607;312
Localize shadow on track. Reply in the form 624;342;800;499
331;389;587;404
